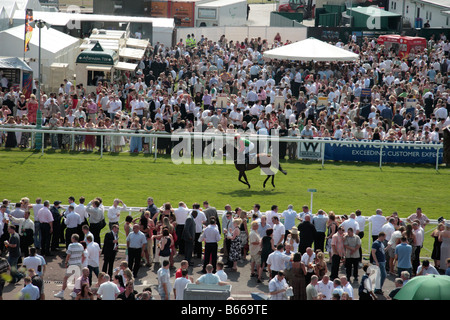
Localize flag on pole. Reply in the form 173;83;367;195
24;8;34;52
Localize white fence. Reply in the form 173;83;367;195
0;126;444;170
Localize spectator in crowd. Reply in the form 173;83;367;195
126;223;147;279
249;221;262;283
416;259;440;276
368;209;386;263
388;278;403;300
330;226;345;280
394;235;413;278
371;232;387;295
343;227;361;282
199;217;221;273
358;264;377;300
96;274;120;300
173;269;193;300
157;260;172;300
54;234;85;299
297;214;317;254
312;209;328;253
19;276;40;300
306;275;320;300
412;221;425;276
269;270;290;300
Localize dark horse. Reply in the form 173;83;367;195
224;142;287;189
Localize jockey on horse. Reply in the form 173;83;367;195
234;133;254;169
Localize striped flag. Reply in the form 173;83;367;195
24;8;34;52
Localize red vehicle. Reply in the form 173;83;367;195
278;0;313;18
377;35;427;59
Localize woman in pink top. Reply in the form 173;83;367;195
26;94;39;124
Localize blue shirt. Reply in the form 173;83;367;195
282;209;297;230
258;222;269;238
126;231;147;249
20;283;40;300
197;273;220;285
395;243;412;269
372;240;386;263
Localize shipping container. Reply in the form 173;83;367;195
195;0;247;27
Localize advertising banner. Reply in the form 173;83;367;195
324;140;443;164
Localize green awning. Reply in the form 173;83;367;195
76;42;117;66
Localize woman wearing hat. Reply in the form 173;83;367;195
286;227;299;253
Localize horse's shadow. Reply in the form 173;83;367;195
217;190;283;197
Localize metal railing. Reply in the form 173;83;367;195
0;125;444;169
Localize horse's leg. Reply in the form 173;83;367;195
239;171;250;188
271;174;275;188
278;163;287;175
263;174;270;188
243;171;251;189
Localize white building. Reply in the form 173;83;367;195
388;0;450;28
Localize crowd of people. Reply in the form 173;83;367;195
0;196;449;300
0;32;449;157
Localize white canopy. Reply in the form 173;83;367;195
114;61;138;71
263;37;359;62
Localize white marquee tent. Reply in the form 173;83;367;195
0;25;80;89
12;11;175;46
263;37;359;62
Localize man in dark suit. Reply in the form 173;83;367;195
297;215;317;255
182;210;197;266
203;201;221;234
102;224;119;277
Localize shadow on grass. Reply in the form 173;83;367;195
218;189;284;197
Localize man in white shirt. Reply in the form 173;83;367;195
86;235;101;285
174;202;190;255
316;274;333;300
340;276;353;299
301;247;316;285
97;274;120;300
107;199;127;230
340;213;360;234
107;95;122;118
412;221;424;275
265;205;279;228
268;270;290;300
23;247;45;276
173;269;192;300
271;216;285;247
191;204;206;259
75;197;88;230
368;209;386;263
416;260;440;276
266;244;292;279
381;217;396;243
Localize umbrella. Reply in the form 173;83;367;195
394;274;450;300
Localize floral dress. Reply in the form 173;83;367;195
228;228;242;262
